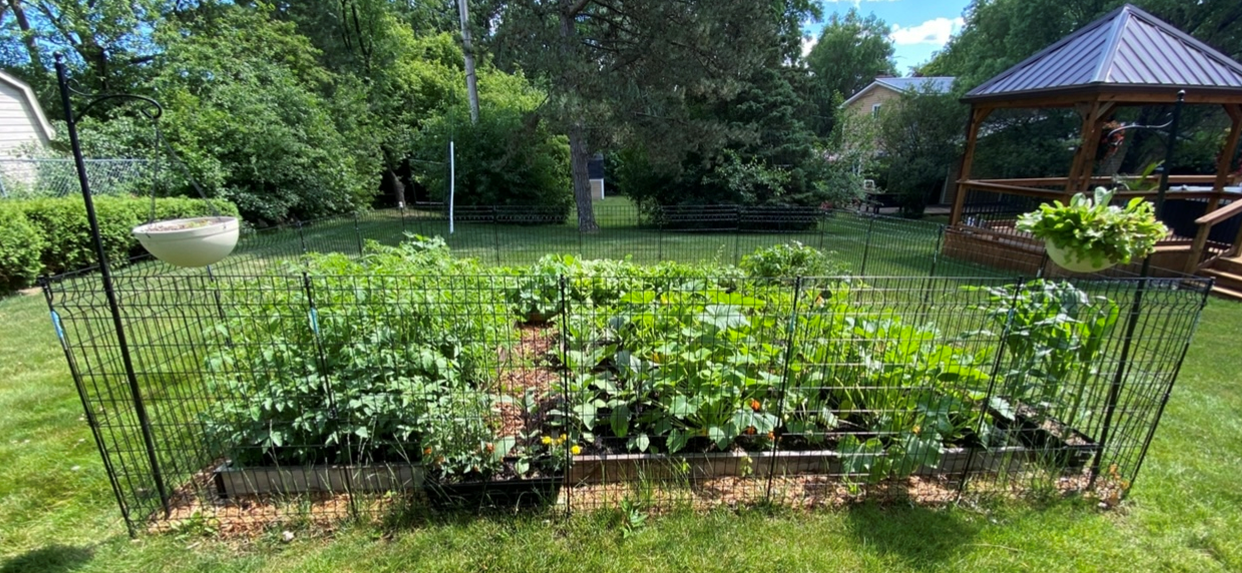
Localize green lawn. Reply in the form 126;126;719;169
2;213;1239;572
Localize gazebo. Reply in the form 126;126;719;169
945;4;1242;296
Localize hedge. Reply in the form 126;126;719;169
0;203;45;292
0;196;239;290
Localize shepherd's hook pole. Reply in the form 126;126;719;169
55;53;171;517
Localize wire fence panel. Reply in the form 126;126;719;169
41;202;1213;533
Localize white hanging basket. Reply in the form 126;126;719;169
1044;241;1116;274
132;216;239;268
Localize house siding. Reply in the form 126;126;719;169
843;86;902;117
0;79;50;157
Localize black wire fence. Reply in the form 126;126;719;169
41;203;1211;534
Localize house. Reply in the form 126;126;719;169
840;76;956;117
0;69;55;158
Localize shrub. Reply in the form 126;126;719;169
13;196;239;275
739;242;840;278
0;204;44;291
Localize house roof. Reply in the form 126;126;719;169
0;69;56;143
840;76;956;108
964;3;1242;103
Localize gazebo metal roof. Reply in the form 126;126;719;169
964;4;1242;104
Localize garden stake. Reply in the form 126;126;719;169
860;215;875;275
958;279;1022;497
766;277;803;503
55;53;171;519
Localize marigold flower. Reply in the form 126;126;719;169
570;445;581;455
559;434;567;443
766;432;775;441
423;447;433;456
750;399;761;412
745;426;757;435
541;436;553;445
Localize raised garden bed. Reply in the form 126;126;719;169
991;405;1099;469
214;462;424;498
424;475;564;509
568;445;1034;484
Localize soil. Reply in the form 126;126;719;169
141;218;222;232
1015;404;1093;447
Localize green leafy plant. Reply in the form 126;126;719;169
1016;187;1166;268
739;242;840;279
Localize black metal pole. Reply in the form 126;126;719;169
55;54;171;516
1090;91;1185;489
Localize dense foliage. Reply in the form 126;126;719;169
0;203;44;291
202;237;1119;484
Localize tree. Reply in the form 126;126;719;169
481;0;818;231
806;9;897;103
878;87;967;217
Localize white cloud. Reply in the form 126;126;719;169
889;17;965;46
802;35;818;58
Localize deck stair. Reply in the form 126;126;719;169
1200;256;1242;301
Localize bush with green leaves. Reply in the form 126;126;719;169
1017;188;1167;268
739;242;840;278
11;196;238;276
0;203;45;291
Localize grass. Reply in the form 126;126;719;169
2;208;1240;572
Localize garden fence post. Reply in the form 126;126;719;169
733;207;742;265
493;206;502;265
297;221;308;254
558;275;573;518
399;204;407;235
860;215;876;275
302;272;359;516
767;277;803;504
917;228;946;317
958;280;1022;497
657;207;665;262
353;212;364;255
1089;277;1153;490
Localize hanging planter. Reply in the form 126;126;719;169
133;216;240;268
1017;188;1167;274
1043;241;1116;273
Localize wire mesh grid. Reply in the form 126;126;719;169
0;158;157;199
40;203;1213;534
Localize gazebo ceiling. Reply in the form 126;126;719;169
963;3;1242;105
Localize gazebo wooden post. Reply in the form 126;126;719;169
1220;104;1242;256
1065;100;1115;196
950;105;992;226
1185;104;1242;270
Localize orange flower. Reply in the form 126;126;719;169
766;432;775;441
485;443;496;454
745;426;757;435
750;399;761;412
423;447;433;456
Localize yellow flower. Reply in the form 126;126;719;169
570;445;582;456
558;434;567;444
541;436;553;445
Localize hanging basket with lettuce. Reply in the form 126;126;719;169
1016;188;1167;273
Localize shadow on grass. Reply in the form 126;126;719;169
844;503;979;567
1;545;93;573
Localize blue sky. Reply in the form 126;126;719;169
805;0;973;74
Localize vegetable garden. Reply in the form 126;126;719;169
41;208;1209;534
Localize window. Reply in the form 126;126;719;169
871;103;882;117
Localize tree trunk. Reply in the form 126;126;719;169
6;0;42;68
569;122;598;232
558;6;598;232
457;0;480;125
382;167;406;207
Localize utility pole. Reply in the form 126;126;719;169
457;0;480;124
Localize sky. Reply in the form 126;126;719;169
805;0;973;74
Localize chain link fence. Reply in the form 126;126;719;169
0;158;155;199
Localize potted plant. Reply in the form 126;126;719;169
133;216;240;268
1016;187;1166;273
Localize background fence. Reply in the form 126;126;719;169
42;203;1212;533
0;158;156;199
